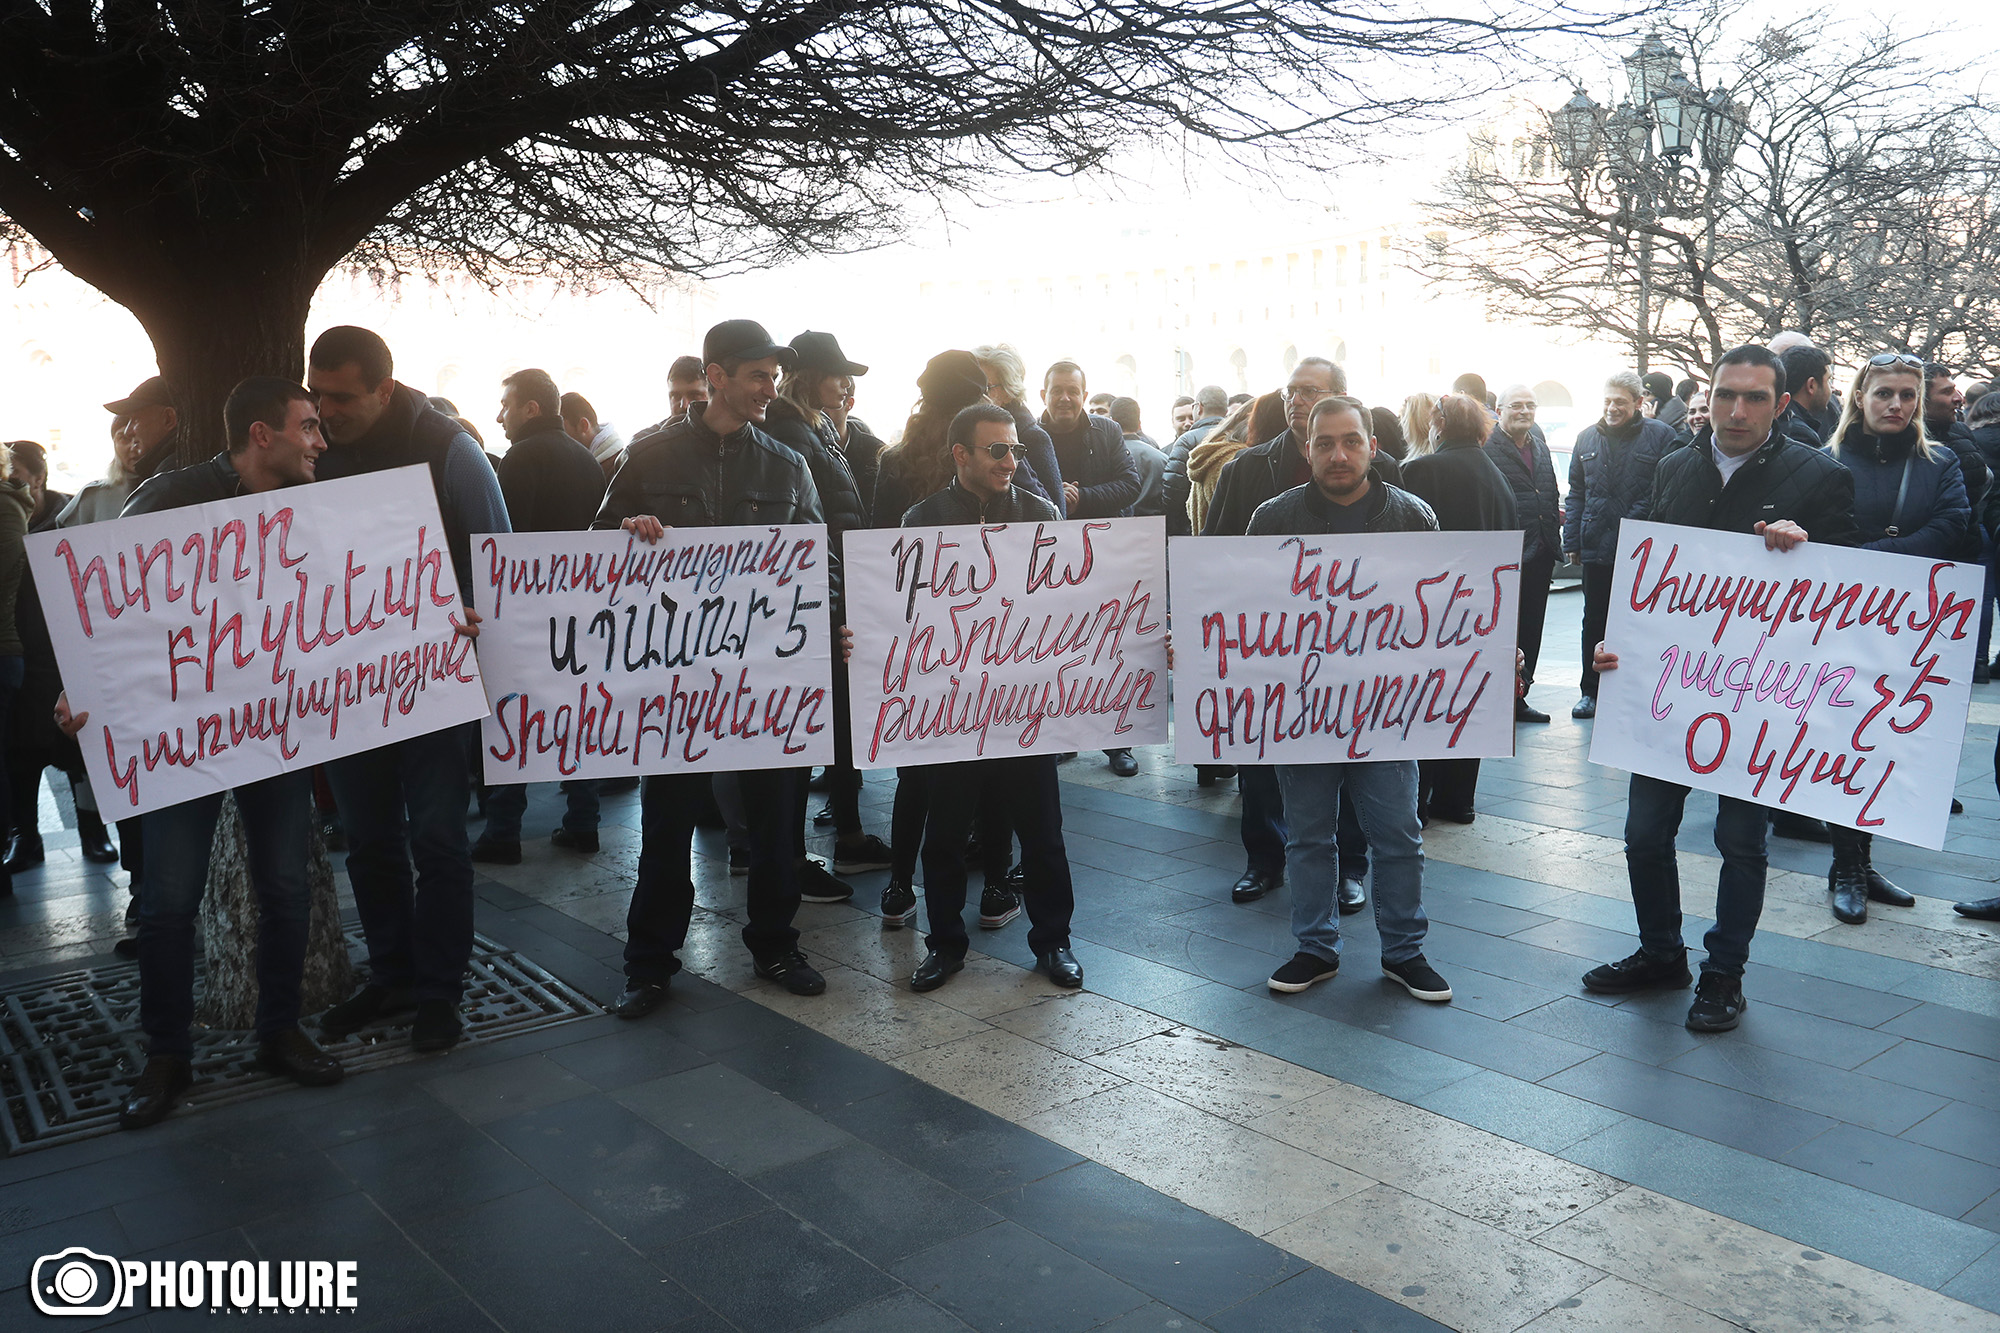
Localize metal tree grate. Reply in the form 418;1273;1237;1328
0;927;599;1154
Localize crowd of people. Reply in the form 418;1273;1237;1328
1;319;1996;1132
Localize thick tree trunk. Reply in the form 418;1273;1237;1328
195;795;352;1030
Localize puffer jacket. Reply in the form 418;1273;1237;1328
1162;415;1222;536
1246;479;1439;537
1833;425;1969;559
1039;411;1140;518
902;477;1062;528
1483;425;1562;565
1647;427;1858;547
1563;416;1676;564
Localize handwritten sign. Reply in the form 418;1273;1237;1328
1591;520;1977;848
1169;531;1521;765
472;525;834;782
27;465;488;819
844;516;1168;766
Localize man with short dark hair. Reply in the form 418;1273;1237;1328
1921;362;1993;681
1585;345;1858;1032
594;321;828;1014
1775;345;1835;444
1171;395;1197;437
1640;371;1689;433
1041;360;1143;776
1162;384;1230;537
1247;395;1452;1003
1111;396;1167;518
896;403;1083;994
471;368;611;865
105;378;342;1127
560;390;628;479
1485;384;1560;722
667;355;709;420
307;325;511;1054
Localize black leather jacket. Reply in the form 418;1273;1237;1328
1245;480;1439;536
599;409;824;532
901;478;1061;528
124;451;247;515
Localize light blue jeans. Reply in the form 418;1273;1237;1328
1275;760;1428;965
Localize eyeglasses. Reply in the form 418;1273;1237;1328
971;442;1028;460
1282;384;1332;401
1867;352;1923;369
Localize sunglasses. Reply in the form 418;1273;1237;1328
1867;352;1923;369
969;442;1028;460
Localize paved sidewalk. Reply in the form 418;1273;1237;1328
3;590;1999;1330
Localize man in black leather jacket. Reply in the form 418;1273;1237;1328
894;404;1084;996
592;320;829;1017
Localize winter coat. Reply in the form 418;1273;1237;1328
0;478;30;657
598;409;824;534
1401;439;1519;536
1125;437;1168;518
761;399;868;542
1161;415;1221;536
1832;425;1969;559
1972;422;2000;536
495;423;607;533
1002;404;1064;515
1775;402;1829;448
1483;425;1562;565
1185;435;1247;538
1646;427;1858;548
1245;480;1440;538
902;477;1062;528
1653;396;1689;433
842;417;888;515
1563;416;1676;565
1039;412;1140;518
1926;419;1988;559
1202;429;1402;538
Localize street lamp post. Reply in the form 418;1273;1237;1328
1549;35;1739;376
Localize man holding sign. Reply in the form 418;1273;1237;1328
1244;395;1454;1003
86;379;345;1128
1586;345;1858;1032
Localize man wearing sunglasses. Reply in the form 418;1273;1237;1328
897;403;1084;993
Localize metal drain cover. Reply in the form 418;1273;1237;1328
0;927;599;1154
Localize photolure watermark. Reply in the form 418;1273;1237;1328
30;1247;358;1317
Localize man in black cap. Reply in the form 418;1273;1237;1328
306;325;512;1055
594;319;830;1015
57;376;181;526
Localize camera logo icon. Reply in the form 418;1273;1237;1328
31;1247;127;1316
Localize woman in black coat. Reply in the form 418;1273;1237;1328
1400;394;1521;824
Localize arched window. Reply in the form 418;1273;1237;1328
1229;348;1249;393
1532;380;1573;409
1282;345;1298;374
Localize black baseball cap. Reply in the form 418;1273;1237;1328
104;375;173;415
789;331;868;377
703;320;797;371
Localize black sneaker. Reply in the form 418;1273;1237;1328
729;847;748;877
1268;952;1340;992
1685;972;1745;1031
470;836;521;865
319;983;417;1039
1382;955;1452;1002
834;834;895;874
1580;947;1692;994
978;878;1021;929
881;879;918;929
411;999;463;1052
799;856;854;903
754;951;827;996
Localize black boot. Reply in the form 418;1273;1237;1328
77;812;119;864
1828;827;1869;925
1858;839;1915;907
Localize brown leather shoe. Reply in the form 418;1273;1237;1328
255;1026;345;1087
119;1056;194;1130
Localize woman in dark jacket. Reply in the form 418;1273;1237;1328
1822;356;1969;926
1400;395;1521;825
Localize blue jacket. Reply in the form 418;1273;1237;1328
1833;426;1970;559
1563;416;1676;565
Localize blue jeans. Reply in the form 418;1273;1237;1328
1275;760;1427;964
482;780;601;841
1238;765;1287;874
325;728;474;1001
1623;772;1768;977
138;771;315;1056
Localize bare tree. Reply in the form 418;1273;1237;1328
1425;12;2000;376
0;0;1649;454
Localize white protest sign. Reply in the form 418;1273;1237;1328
1169;531;1521;765
28;465;488;819
844;516;1168;766
1591;520;1977;849
472;525;834;782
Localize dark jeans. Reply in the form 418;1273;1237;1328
1336;780;1369;881
1239;764;1287;874
325;728;474;1002
138;771;314;1057
1579;562;1613;697
625;768;802;983
482;780;601;841
1519;550;1556;686
1418;758;1482;821
1623;772;1768;977
919;755;1074;958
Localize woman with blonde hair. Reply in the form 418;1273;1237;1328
1400;393;1439;457
1821;352;1967;925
